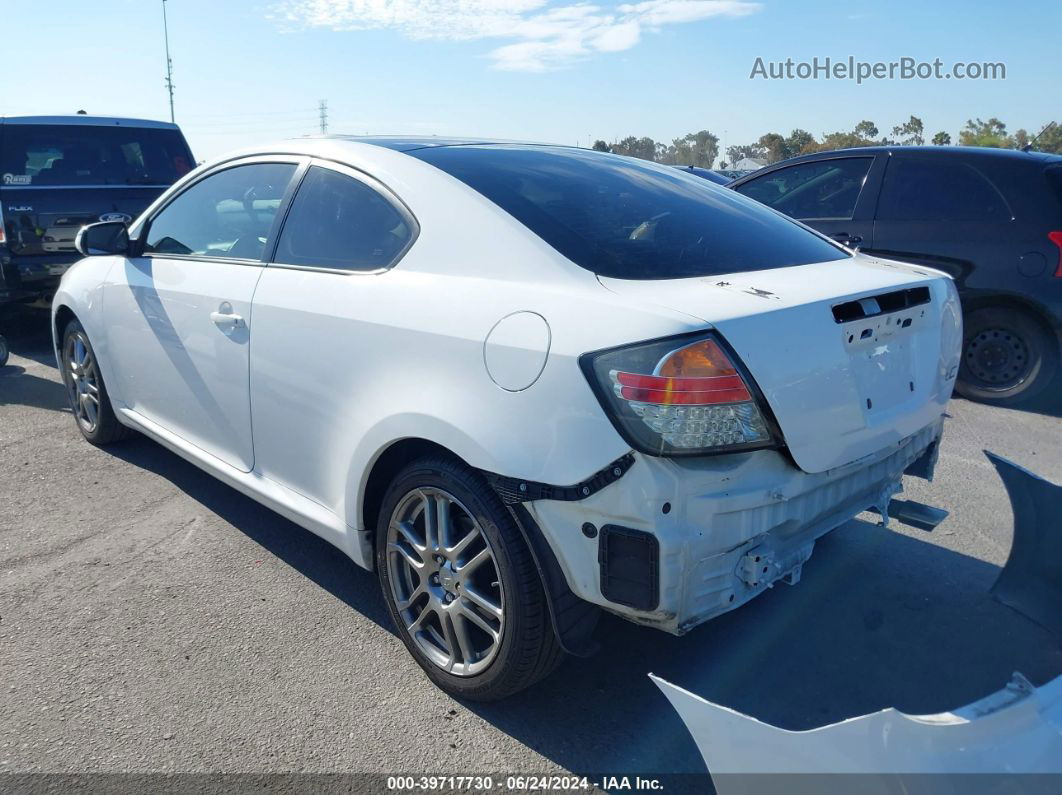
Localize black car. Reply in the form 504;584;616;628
729;146;1062;406
1;115;194;303
673;164;732;185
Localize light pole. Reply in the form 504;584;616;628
162;0;175;123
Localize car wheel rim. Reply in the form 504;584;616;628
386;487;505;677
964;327;1031;390
65;333;101;432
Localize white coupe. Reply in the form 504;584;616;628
54;137;962;699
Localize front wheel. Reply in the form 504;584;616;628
60;318;132;445
0;334;8;368
956;307;1059;406
376;455;563;700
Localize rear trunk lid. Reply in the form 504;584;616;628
2;185;164;259
599;255;962;473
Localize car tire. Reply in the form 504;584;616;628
956;308;1059;406
375;455;564;701
60;318;133;445
0;334;8;368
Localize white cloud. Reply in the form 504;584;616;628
273;0;761;71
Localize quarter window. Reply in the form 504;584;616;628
144;162;296;260
877;158;1011;222
274;166;413;272
735;158;873;220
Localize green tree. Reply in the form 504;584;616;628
664;130;719;167
1029;122;1062;153
853;120;880;140
785;128;816;156
591;139;610;152
757;132;788;163
958;117;1010;148
891;115;925;146
726;144;766;165
931;131;951;146
612;135;659;160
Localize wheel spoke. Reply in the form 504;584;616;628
420;491;439;553
447;526;478;558
449;610;475;664
457;547;491;576
395;581;426;611
461;584;502;618
392;520;426;555
459;603;500;640
388;541;423;572
407;601;434;634
440;611;462;670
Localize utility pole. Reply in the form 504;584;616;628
162;0;175;123
318;100;328;134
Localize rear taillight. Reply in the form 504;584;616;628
581;332;778;456
1050;231;1062;278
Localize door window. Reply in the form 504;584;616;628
143;162;296;260
877;158;1011;222
735;158;873;220
273;166;414;272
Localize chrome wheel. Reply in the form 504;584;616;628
65;332;101;432
386;487;505;676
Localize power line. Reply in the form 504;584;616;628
319;100;328;134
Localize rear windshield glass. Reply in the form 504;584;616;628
1;124;193;187
1048;165;1062;206
410;145;848;279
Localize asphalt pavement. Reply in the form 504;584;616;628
2;307;1061;785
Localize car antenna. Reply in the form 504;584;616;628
1022;121;1056;152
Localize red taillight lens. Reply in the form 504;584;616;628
581;333;777;456
1049;231;1062;278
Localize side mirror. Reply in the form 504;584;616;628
75;221;129;257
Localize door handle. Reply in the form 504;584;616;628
829;232;863;248
210;310;245;329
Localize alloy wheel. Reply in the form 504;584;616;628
386;487;505;676
65;333;101;432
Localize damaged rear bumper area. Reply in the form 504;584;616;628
651;454;1062;793
526;418;943;635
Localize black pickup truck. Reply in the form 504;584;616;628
1;115;194;307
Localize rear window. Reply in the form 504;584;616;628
1048;165;1062;206
409;145;848;279
0;124;192;187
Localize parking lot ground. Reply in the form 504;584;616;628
2;308;1061;783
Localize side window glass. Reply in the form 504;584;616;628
144;162;296;260
274;166;413;272
735;158;872;220
877;159;1011;222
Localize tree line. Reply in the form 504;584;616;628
591;118;1061;169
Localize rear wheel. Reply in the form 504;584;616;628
60;319;132;445
956;308;1059;406
375;455;563;700
0;334;8;368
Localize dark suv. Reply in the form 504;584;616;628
1;115;194;304
729;146;1062;406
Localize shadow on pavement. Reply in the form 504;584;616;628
104;436;395;636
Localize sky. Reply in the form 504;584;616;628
2;0;1058;161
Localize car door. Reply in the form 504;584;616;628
732;155;881;249
866;154;1016;289
248;160;417;509
105;158;301;471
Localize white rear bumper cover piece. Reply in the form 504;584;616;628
651;670;1062;781
527;419;943;634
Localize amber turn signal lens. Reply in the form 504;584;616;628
658;339;737;378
